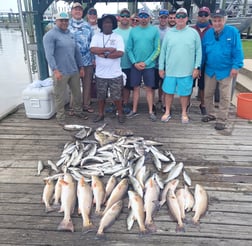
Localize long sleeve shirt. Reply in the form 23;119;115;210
202;25;244;80
127;24;160;69
159;26;202;77
68;18;93;66
43;26;83;75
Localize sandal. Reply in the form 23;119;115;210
202;115;216;122
181;115;189;124
68;109;74;116
161;114;171;122
83;107;94;113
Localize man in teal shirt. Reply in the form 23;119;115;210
114;8;132;114
127;9;160;121
159;8;202;124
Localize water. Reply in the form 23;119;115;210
0;28;37;119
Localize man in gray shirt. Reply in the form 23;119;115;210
43;12;88;125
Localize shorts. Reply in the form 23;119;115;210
153;68;163;90
193;66;205;90
96;75;123;100
122;68;133;90
162;76;193;96
130;66;155;88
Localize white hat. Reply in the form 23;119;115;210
55;12;69;20
176;8;188;15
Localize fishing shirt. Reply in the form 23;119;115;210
159;25;202;77
127;24;160;69
43;26;83;75
202;25;244;80
68;18;93;66
114;27;132;69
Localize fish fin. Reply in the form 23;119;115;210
45;206;55;213
82;223;96;233
175;223;185;233
95;232;106;240
145;222;157;233
57;218;74;232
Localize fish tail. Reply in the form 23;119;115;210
95;231;106;240
82;223;96;233
145;222;157;233
175;223;185;233
57;218;74;232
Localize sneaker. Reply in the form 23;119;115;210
215;122;226;130
118;115;125;124
126;111;139;118
149;112;157;122
105;103;116;113
57;119;66;126
186;102;192;113
199;104;207;115
123;104;131;114
74;112;88;120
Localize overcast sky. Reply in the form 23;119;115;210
0;0;159;16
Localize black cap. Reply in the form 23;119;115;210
211;8;227;18
88;8;97;15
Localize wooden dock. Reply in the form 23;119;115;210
0;96;252;246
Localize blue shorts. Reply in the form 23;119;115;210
162;76;193;96
130;66;155;87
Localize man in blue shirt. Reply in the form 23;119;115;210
202;9;244;130
43;12;88;125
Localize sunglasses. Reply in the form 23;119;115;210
176;13;187;19
131;18;139;22
120;14;130;18
198;12;209;17
88;11;97;15
138;13;149;19
159;11;169;16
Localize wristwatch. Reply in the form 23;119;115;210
104;51;110;58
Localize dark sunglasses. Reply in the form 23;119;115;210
159;11;169;16
88;11;97;15
176;13;187;19
138;13;149;19
120;14;130;18
198;12;209;17
131;18;139;22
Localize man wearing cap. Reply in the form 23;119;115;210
190;6;212;115
154;9;170;112
114;8;133;114
201;8;244;130
87;8;100;35
90;14;125;123
126;8;160;122
43;12;88;125
69;2;94;113
159;8;202;124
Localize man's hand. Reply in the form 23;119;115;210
230;68;238;78
159;70;165;79
134;62;146;71
53;69;62;81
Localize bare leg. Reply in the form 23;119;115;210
132;86;140;113
163;93;174;116
180;96;189;117
146;86;154;114
97;100;105;116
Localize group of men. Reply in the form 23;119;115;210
43;3;244;131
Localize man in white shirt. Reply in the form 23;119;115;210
90;14;125;123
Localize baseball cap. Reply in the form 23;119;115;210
138;8;150;16
176;8;187;15
88;8;97;15
55;12;69;20
198;6;210;14
159;9;169;17
211;8;227;18
71;2;83;9
169;8;177;14
120;8;130;15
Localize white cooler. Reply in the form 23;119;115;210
22;85;56;119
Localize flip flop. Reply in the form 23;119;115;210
181;115;189;124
